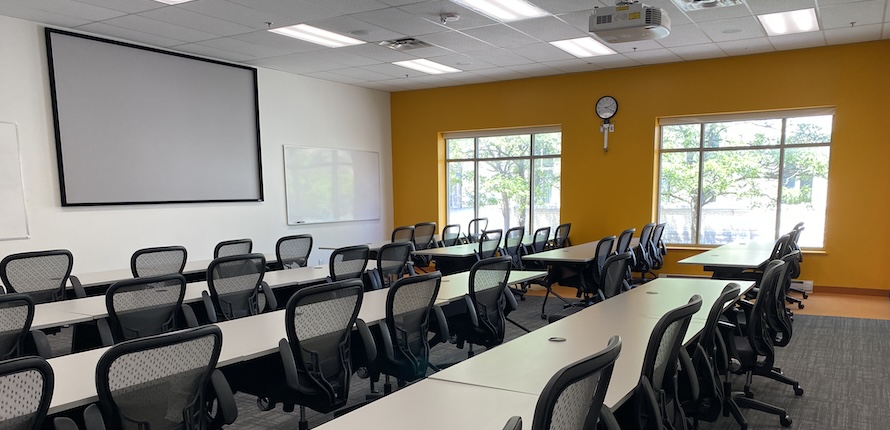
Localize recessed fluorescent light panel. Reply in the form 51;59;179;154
269;24;365;48
152;0;196;4
550;37;616;58
450;0;548;22
757;8;819;36
393;59;461;75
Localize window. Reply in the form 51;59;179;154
657;110;832;248
445;127;561;234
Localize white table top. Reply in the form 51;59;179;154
522;237;639;264
677;240;776;269
435;270;546;303
315;379;539;430
412;243;478;257
72;254;277;289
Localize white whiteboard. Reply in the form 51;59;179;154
284;146;381;225
0;122;29;240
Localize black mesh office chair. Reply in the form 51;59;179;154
785;223;808;305
439;224;462;247
631;223;656;283
412;222;437;270
277;280;371;430
391;225;415;243
589;235;617;297
466;218;488;243
276;234;313;270
129;246;187;278
523;226;552;273
502;227;526;269
648;223;667;273
475;229;503;261
0;356;54;430
551;223;571;249
449;257;514;357
329;245;370;282
0;250;79;304
547;252;632;324
213;238;253;259
55;326;237;430
0;294;51;359
97;274;198;346
368;272;448;395
203;254;276;323
616;227;637;289
504;335;623;430
632;294;702;430
367;242;414;291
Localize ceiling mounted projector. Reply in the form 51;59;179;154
589;1;671;43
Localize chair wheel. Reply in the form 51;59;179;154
256;397;274;411
797;303;804;309
802;293;809;299
780;414;792;427
794;385;804;396
520;296;526;301
744;387;754;398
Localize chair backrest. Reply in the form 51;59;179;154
468;257;512;346
529;226;551;254
531;336;622;430
214;238;252;259
770;234;792;260
284;279;363;410
789;224;805;266
616;228;636;253
440;224;462;247
747;260;786;358
206;254;266;321
0;250;73;304
0;294;35;360
375;242;414;289
593;236;617;278
413;222;437;251
649;223;666;268
599;252;633;300
95;326;222;430
391;226;415;243
638;223;655;250
641;294;703;397
467;218;488;242
477;229;503;260
277;234;313;269
502;227;526;268
552;223;571;249
0;356;54;430
105;274;188;342
699;284;741;354
130;246;187;278
383;272;442;381
329;245;370;282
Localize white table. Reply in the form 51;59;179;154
677;240;776;278
72;254;278;289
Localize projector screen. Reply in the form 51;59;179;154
45;29;263;206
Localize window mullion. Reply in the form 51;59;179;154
695;124;705;245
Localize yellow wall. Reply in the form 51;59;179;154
391;40;890;291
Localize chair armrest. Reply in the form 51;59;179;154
29;329;53;359
260;281;278;312
502;416;521;430
84;403;106;430
600;406;620;430
407;262;416;276
378;320;395;362
356;318;377;363
96;319;114;347
70;275;86;299
202;291;217;324
181;304;199;328
54;417;80;430
431;305;449;347
279;339;300;391
210;369;238;425
367;269;382;291
638;376;662;430
678;347;699;403
503;287;518;313
463;295;479;328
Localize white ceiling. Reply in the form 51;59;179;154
2;0;888;92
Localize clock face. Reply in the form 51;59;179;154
596;96;618;120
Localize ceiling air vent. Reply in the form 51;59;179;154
379;38;433;51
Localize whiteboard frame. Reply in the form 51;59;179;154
283;145;382;225
0;121;30;241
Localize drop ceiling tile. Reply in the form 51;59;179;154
657;24;713;47
533;0;608;14
180;0;299;29
543;58;604;73
246;53;348;73
76;22;184;47
416;30;494;52
303;71;367;85
470;67;529;81
768;31;826;50
819;0;877;5
303;15;404;42
587;54;641;69
361;62;424;77
378;0;427;6
668;43;728;60
824;23;883;43
22;0;125;21
227;0;340;22
444;72;498;85
884;22;890;38
102;14;220;42
505;63;562;77
698;16;766;41
231;30;325;54
507;16;589;42
624;48;684;64
139;7;255;36
638;0;694;25
398;43;455;58
508;43;574;62
682;3;753;22
304;49;383;67
607;39;665;53
352;7;447;36
0;4;91;27
70;0;163;14
303;0;389;14
716;37;775;55
360;80;415;92
464;48;535;66
745;0;816;15
341;43;418;62
197;36;293;58
424;53;495;70
820;1;886;29
310;67;392;82
462;24;541;48
174;42;255;62
398;1;496;30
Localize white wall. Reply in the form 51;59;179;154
0;15;393;273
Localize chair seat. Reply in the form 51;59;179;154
449;317;500;348
732;336;759;369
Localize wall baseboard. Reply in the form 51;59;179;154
813;285;890;297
